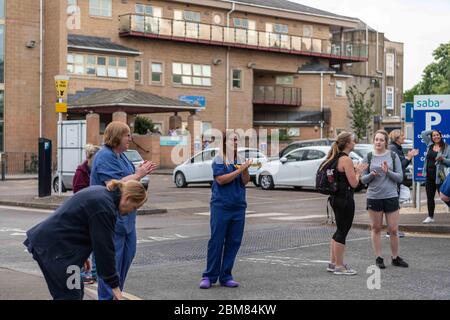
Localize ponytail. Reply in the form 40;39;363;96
319;132;354;170
107;179;148;208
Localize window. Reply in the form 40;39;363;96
203;149;217;161
67;0;77;6
386;86;394;110
233;18;249;29
184;11;201;22
0;0;4;19
232;69;242;89
67;53;127;78
276;76;293;86
274;24;288;34
0;25;4;83
135;4;153;15
305;150;325;161
303;25;313;37
89;0;112;17
172;63;211;87
201;122;212;134
151;62;163;84
135;61;142;83
386;53;395;77
335;80;346;97
286;150;305;162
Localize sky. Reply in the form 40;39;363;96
292;0;450;90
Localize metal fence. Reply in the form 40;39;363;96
0;152;39;175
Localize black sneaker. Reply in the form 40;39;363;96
376;256;386;269
392;256;409;268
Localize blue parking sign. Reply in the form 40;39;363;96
413;95;450;182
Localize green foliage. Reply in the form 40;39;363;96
346;85;376;141
134;116;155;135
404;42;450;101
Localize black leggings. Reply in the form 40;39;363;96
330;193;355;245
425;177;442;218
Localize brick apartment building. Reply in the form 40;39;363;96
1;0;404;172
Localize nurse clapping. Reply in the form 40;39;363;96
199;132;252;289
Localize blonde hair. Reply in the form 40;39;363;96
389;130;402;144
106;180;148;208
85;144;101;160
320;132;354;170
104;122;130;148
374;130;389;149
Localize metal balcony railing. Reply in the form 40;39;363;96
253;86;302;106
119;14;368;62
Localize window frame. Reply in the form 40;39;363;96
134;60;143;84
335;80;346;97
172;62;212;88
150;61;164;85
231;69;243;90
89;0;113;18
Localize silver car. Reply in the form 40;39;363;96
52;149;149;192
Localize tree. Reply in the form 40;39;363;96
404;42;450;101
346;85;375;141
134;116;155;135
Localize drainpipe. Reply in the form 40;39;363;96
225;2;235;130
365;24;369;76
39;0;43;138
320;72;324;139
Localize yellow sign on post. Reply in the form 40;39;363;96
55;80;69;99
55;102;68;113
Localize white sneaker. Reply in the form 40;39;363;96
333;265;357;276
422;217;435;224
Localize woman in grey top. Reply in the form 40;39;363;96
361;130;408;269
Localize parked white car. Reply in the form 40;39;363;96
256;146;362;190
173;148;268;188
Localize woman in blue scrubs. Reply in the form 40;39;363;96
90;121;157;300
199;132;252;289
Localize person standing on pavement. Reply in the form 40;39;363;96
24;180;148;300
90;121;157;300
388;130;419;185
72;144;101;194
361;130;408;269
322;132;368;275
439;174;450;207
199;132;252;289
420;130;450;224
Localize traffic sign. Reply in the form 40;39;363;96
413;95;450;181
55;102;68;113
55;76;69;99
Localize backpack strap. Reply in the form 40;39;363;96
390;151;396;172
367;152;372;170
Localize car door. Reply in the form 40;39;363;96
185;151;206;182
298;149;327;187
275;150;305;185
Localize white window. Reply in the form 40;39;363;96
232;69;242;89
303;25;313;37
233;18;249;29
276;76;294;86
151;62;163;84
386;53;395;77
67;53;127;78
135;4;153;15
89;0;112;17
386;86;394;110
184;11;201;22
274;23;288;34
172;63;211;87
335;80;346;97
135;61;142;82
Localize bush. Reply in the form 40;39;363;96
134;116;155;135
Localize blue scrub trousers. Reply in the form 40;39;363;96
202;205;246;284
97;229;137;300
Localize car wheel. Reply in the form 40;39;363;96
53;177;67;193
174;172;187;188
260;174;274;190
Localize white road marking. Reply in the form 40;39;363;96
0;205;53;213
269;215;324;221
10;233;26;236
0;228;27;233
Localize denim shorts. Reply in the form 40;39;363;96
366;197;400;213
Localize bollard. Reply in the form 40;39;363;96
0;153;6;181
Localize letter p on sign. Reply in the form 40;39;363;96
426;112;442;130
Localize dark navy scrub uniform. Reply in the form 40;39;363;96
90;145;137;300
23;186;121;300
202;156;247;284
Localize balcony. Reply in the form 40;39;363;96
253;86;301;106
119;14;368;63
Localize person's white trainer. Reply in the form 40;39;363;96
422;217;435;224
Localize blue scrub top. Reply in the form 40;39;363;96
90;146;136;235
441;175;450;198
211;156;247;210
